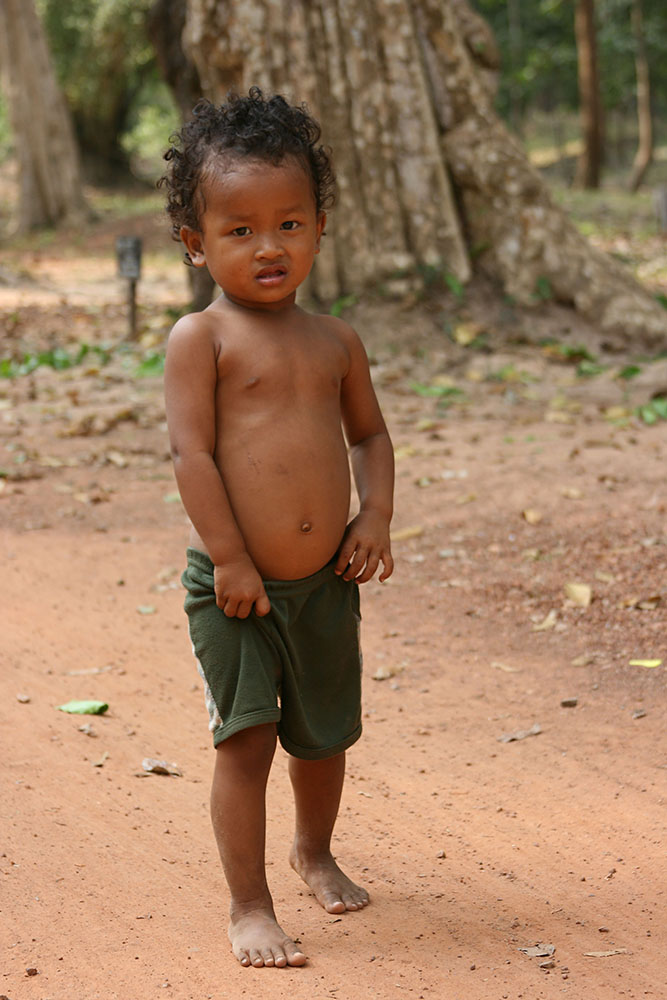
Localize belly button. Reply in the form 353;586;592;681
300;521;313;534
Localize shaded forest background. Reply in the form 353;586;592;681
2;0;666;190
0;0;666;354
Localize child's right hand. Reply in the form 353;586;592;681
214;556;271;619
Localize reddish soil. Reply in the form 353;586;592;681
1;216;666;1000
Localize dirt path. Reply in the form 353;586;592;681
1;233;666;999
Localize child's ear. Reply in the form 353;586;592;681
314;212;327;254
180;226;206;267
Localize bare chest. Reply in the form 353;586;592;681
217;332;348;415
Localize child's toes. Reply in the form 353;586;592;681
322;892;346;914
344;889;369;910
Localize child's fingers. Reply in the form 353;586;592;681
218;590;270;618
222;597;240;618
342;545;367;581
255;590;271;617
378;550;394;582
335;537;357;575
233;599;254;619
354;551;380;584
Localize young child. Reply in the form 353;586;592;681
161;88;394;969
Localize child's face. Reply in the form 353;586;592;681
181;156;325;311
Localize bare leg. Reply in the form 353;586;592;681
210;723;307;968
288;752;369;914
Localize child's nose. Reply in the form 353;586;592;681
255;233;283;259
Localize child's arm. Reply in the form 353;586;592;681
164;316;270;618
335;324;394;584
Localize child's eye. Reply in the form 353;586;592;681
231;226;251;237
280;220;300;231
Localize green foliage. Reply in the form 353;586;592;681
416;263;443;286
0;344;111;378
475;0;578;116
35;0;173;179
638;397;667;424
444;273;466;301
576;359;607;378
475;0;667;141
330;294;358;318
37;0;154;106
541;341;596;363
0;342;168;380
411;382;465;404
134;351;165;377
121;79;181;180
486;364;538;384
533;275;553;302
617;364;642;380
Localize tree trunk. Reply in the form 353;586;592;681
149;0;202;119
0;0;89;231
149;0;216;311
574;0;604;189
628;0;653;192
183;0;667;346
506;0;523;137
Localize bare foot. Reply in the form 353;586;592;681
289;848;370;914
229;906;307;968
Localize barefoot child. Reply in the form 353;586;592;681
160;89;394;969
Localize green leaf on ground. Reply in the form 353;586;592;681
58;700;109;715
330;294;357;317
134;352;165;377
638;398;667;424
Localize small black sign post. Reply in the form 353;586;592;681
115;236;142;339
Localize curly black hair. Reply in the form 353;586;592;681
159;87;336;253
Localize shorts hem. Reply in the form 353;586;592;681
212;709;281;748
278;723;363;761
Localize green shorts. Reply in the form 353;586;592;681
181;548;363;760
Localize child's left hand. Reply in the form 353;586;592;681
335;509;394;584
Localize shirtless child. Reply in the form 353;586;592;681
161;88;394;969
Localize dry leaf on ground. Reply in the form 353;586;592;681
564;582;592;607
522;508;543;524
391;525;425;541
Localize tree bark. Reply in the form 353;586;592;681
506;0;523;137
149;0;203;120
149;0;216;310
184;0;472;301
574;0;604;189
628;0;653;192
0;0;89;231
183;0;667;345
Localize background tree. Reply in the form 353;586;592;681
574;0;604;188
477;0;667;187
183;0;666;344
628;0;652;191
479;0;577;119
0;0;89;230
506;0;524;136
148;0;215;309
37;0;157;183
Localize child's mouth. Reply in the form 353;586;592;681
256;267;287;286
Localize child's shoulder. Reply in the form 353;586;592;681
164;302;242;385
166;301;241;371
310;310;363;350
168;301;226;347
312;312;371;370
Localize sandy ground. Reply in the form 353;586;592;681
1;226;666;1000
